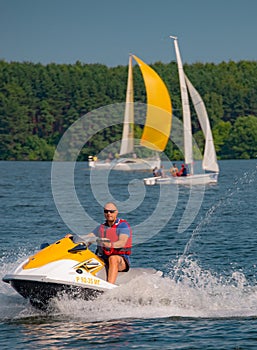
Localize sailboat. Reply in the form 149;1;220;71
89;55;172;171
144;36;219;185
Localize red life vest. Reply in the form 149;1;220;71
98;219;132;256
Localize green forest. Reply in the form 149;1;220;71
0;58;257;161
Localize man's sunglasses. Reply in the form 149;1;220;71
104;209;116;214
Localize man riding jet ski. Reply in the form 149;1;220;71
3;203;162;309
69;202;133;285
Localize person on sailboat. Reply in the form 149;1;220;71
170;163;179;177
177;164;188;177
153;167;159;177
157;165;166;178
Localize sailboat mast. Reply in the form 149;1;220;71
119;55;134;156
170;36;194;174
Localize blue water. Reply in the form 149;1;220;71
1;160;257;349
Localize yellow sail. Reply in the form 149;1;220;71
132;55;172;152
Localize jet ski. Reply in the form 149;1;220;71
2;235;162;310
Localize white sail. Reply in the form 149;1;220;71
173;37;193;168
185;75;219;173
119;55;134;156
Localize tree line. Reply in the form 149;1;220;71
0;59;257;161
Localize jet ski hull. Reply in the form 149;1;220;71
3;276;103;310
3;236;163;310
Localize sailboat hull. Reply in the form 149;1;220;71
144;173;218;186
90;157;161;171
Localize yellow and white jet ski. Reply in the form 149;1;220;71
2;235;161;310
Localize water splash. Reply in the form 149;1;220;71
176;166;257;268
2;253;257;322
46;258;257;320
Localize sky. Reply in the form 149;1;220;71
0;0;256;67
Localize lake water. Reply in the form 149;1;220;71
1;159;257;349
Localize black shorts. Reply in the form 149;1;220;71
100;254;130;272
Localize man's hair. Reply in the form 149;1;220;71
104;202;118;210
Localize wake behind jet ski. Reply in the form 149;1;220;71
2;235;162;310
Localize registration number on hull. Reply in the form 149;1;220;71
75;276;100;285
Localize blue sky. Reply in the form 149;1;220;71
0;0;256;67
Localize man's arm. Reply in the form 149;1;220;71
102;233;128;249
112;233;128;248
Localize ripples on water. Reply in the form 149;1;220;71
1;160;257;349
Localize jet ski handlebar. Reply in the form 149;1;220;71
96;238;111;245
68;234;110;246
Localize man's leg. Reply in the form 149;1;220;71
107;255;127;284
